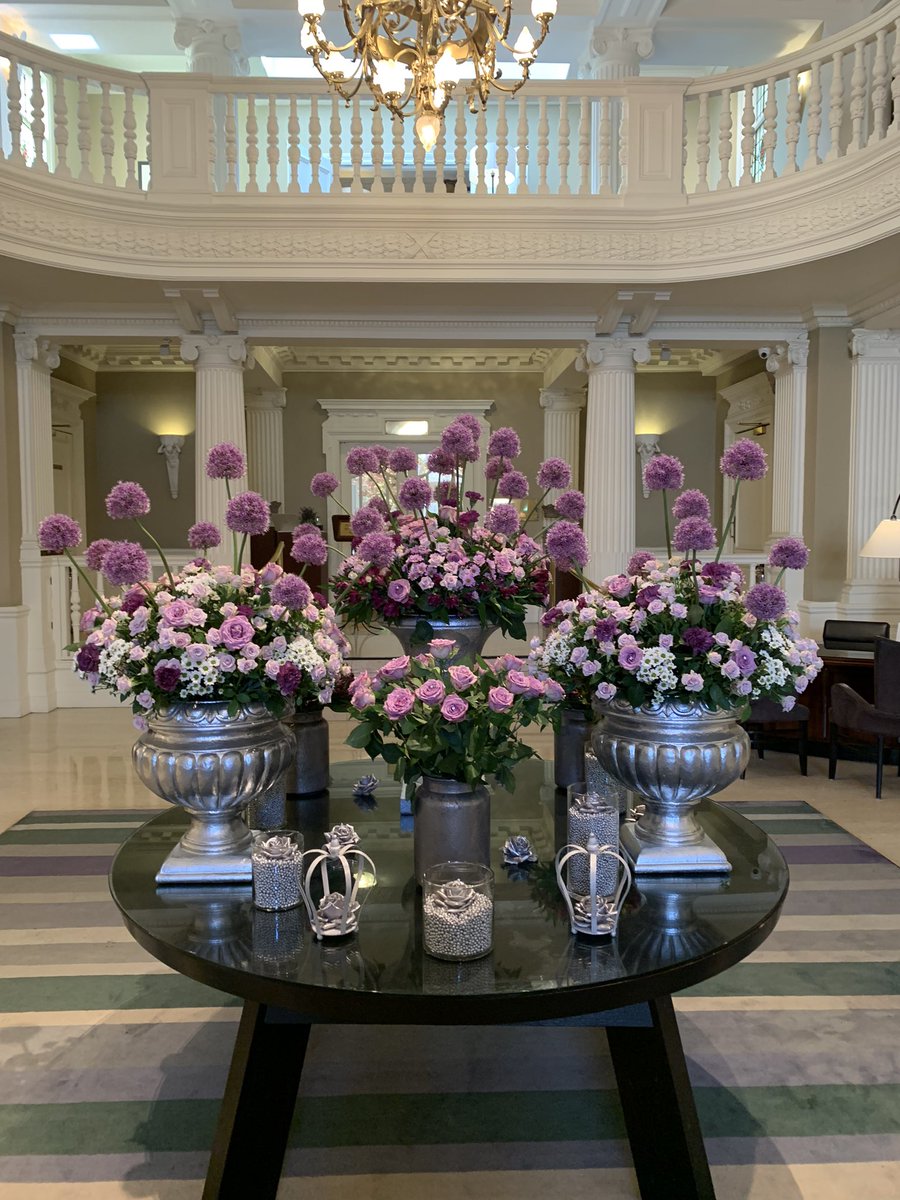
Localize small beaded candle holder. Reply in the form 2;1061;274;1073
422;862;494;962
555;835;632;939
566;789;619;895
251;830;304;912
585;746;628;815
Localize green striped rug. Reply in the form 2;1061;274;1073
2;802;900;1199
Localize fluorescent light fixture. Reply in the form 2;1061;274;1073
261;56;322;78
50;34;99;51
385;420;429;437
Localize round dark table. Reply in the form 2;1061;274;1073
110;759;788;1200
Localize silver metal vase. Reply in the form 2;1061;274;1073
413;774;491;884
132;701;295;884
593;698;750;875
391;616;497;665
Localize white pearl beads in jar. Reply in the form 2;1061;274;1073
422;862;494;961
252;830;304;911
566;792;619;895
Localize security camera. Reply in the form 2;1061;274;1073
758;347;771;360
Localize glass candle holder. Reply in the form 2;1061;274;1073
585;746;628;815
422;861;494;962
251;829;304;911
566;790;619;896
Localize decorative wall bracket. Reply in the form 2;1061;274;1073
158;435;185;499
635;434;662;497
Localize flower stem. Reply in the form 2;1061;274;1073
774;566;786;587
662;490;672;559
524;488;549;528
65;549;113;618
237;533;248;569
715;482;741;563
225;478;238;573
135;520;175;589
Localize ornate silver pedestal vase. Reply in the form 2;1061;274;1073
132;701;295;884
593;699;749;875
554;707;593;789
413;775;491;883
391;617;497;665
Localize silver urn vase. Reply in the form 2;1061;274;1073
413;774;491;884
133;701;295;884
593;699;749;875
391;617;497;665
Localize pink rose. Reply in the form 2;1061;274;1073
429;639;457;660
618;645;643;671
441;694;469;722
595;681;617;701
352;688;376;710
488;686;514;713
383;687;415;719
415;678;446;706
544;679;566;702
448;665;477;691
681;672;704;693
218;615;255;650
161;599;192;627
607;575;632;598
506;670;535;695
387;579;411;603
379;655;411;681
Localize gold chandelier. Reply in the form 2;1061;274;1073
297;0;557;151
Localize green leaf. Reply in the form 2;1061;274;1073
414;618;435;641
345;724;372;749
687;605;704;625
380;742;402;764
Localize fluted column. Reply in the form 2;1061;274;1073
180;334;249;533
766;337;808;611
839;330;900;623
246;389;286;508
578;337;651;580
583;26;654;79
174;18;247;75
540;387;586;491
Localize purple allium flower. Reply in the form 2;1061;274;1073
346;447;380;476
427;448;455;474
153;661;181;692
398;476;433;511
387;579;411;603
555;489;585;522
485;456;505;481
537;457;572;491
672;489;711;521
291;532;328;566
310;471;340;498
547;521;589;571
769;536;810;571
643;454;685;492
370;444;391;468
350;506;386;537
498;470;529;500
367;497;392;518
702;561;740;587
187;522;221;551
102;541;150;586
454;413;482;439
682;626;715;654
486;504;521;538
277;662;302;697
74;643;101;674
105;481;150;521
720;438;768;481
84;538;114;571
38;513;82;554
225;491;270;536
673;516;717;553
441;423;476;457
488;427;521;459
435;482;458;507
271;575;313;610
357;532;396;568
627;550;655;576
387;447;418;473
206;442;246;480
441;694;469;722
457;509;479;529
745;582;787;622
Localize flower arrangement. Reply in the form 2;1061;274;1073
291;417;588;640
346;642;564;790
530;442;822;713
38;443;351;728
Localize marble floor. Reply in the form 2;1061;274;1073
1;708;899;865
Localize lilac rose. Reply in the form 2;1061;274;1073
618;645;643;671
448;665;477;691
441;695;469;722
387;579;411;603
415;678;446;706
488;686;514;713
379;655;411;681
383;687;415;719
218;616;255;650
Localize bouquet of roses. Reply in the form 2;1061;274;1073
346;641;564;790
37;442;351;727
292;415;589;640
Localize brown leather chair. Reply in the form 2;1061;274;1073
829;637;900;798
741;698;810;777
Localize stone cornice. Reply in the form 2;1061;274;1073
277;347;552;372
850;329;900;360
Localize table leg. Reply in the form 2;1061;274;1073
203;1000;311;1200
606;995;715;1200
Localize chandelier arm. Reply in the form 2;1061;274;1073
304;19;364;56
496;19;551;58
339;0;364;41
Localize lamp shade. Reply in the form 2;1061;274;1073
860;517;900;558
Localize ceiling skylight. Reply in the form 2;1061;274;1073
50;34;99;51
261;57;323;78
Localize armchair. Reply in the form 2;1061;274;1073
741;698;809;777
822;620;890;651
829;637;900;797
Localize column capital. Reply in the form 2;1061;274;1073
173;18;248;76
583;26;654;79
577;336;651;373
539;387;586;412
14;333;59;372
764;335;809;375
180;333;249;369
245;387;287;412
850;329;900;361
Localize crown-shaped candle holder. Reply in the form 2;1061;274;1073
299;824;376;940
555;834;632;939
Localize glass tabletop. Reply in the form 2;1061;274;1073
110;760;788;1024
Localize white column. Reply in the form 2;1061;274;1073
583;26;654;79
578;336;650;581
173;18;247;75
540;387;586;490
245;388;286;508
766;337;808;612
15;331;60;713
180;334;249;534
839;329;900;624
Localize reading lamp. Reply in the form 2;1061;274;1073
860;492;900;580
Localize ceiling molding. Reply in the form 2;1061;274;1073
270;347;553;372
60;343;190;372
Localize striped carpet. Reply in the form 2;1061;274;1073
2;802;900;1200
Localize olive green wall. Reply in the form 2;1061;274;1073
0;324;21;606
804;327;852;600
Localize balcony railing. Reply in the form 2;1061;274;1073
2;0;899;201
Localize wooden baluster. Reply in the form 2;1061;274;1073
370;106;385;194
76;74;91;181
287;94;301;193
350;96;363;193
224;94;238;192
694;90;710;193
597;95;611;196
329;95;342;193
716;87;733;189
617;96;628;193
804;61;823;168
123;85;137;189
870;29;889;143
433;111;446;193
474;106;487;194
557;96;570;195
783;70;800;175
516;94;529;195
739;83;755;184
577;96;590;194
29;64;46;170
412;123;426;193
761;75;777;180
6;56;23;165
52;71;71;179
827;50;845;160
891;26;900;136
391;113;406;193
308;96;322;194
454;94;467;197
266;93;280;192
245;95;260;192
100;81;114;186
495;95;509;194
536;95;549;194
849;39;866;152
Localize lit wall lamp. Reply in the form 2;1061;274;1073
860;491;900;581
635;434;662;498
158;435;185;499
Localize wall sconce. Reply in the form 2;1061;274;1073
158;435;185;499
635;434;662;498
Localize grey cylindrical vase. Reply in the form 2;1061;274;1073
413;775;491;884
292;710;329;796
554;707;593;789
